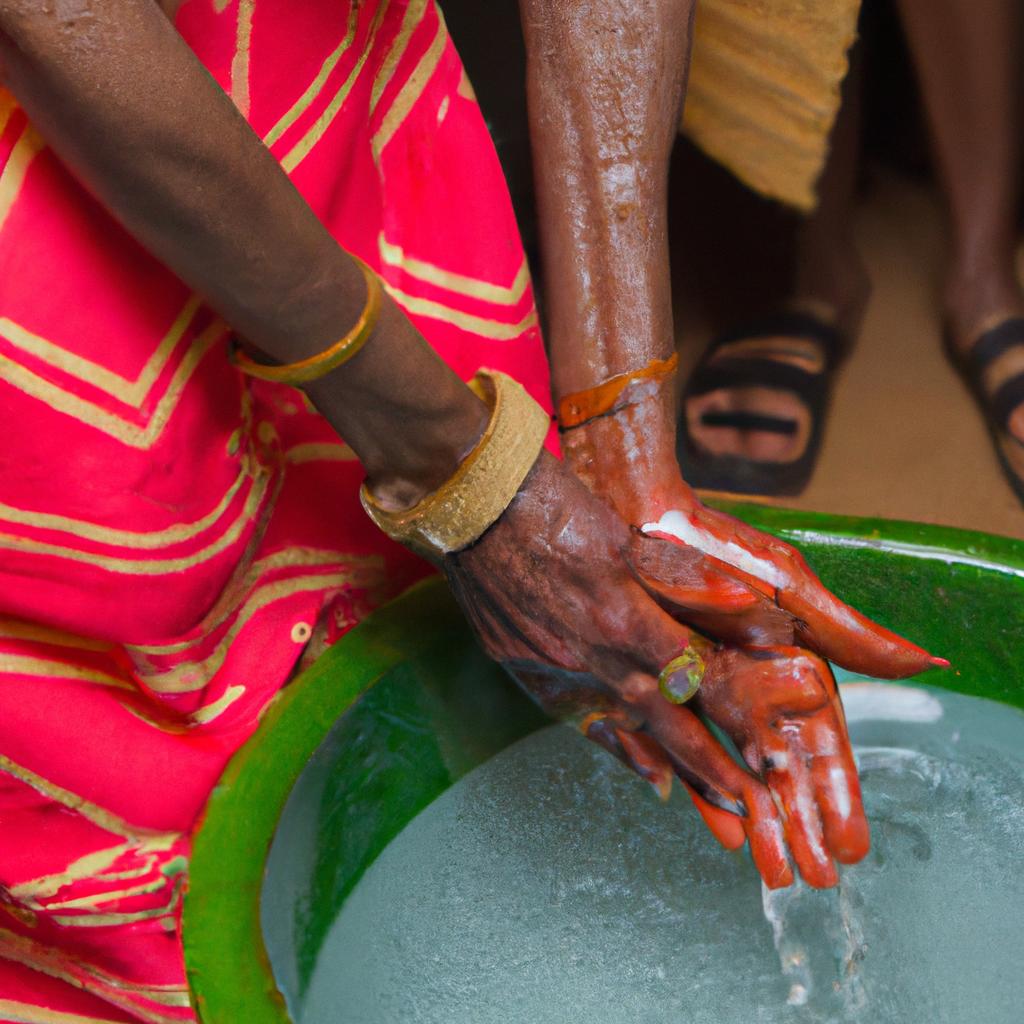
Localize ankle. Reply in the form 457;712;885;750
944;257;1024;351
792;238;871;337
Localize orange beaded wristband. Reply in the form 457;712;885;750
231;255;382;384
557;353;679;429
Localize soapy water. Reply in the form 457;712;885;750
291;683;1024;1024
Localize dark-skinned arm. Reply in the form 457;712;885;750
0;0;486;509
518;0;945;680
0;1;896;889
519;0;693;522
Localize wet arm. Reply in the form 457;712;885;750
518;0;696;515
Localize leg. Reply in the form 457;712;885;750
681;59;867;491
895;0;1024;491
895;0;1022;339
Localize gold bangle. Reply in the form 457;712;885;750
557;353;679;429
231;255;382;384
360;370;550;559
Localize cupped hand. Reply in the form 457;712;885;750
445;451;864;888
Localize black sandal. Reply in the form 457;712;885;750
677;311;848;497
944;316;1024;507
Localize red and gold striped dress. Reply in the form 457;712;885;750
0;2;551;1020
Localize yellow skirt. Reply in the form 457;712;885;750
683;0;861;211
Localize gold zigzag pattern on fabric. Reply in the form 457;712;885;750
131;566;384;694
369;0;428;113
284;441;358;464
379;235;531;306
0;755;180;841
263;4;360;146
280;2;391;174
0;295;202;408
126;547;384;657
0;316;227;449
9;836;178;905
0;619;113;653
0;460;253;550
42;877;171;914
0;124;44;235
0;927;189;1023
230;0;256;118
0;460;269;573
9;843;132;902
48;877;184;930
372;9;447;159
386;284;538;341
0;1000;130;1024
0;654;133;692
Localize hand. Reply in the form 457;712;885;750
561;395;947;679
446;452;862;888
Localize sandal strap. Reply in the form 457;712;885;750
965;317;1024;375
697;410;799;435
989;369;1024;433
710;311;847;369
685;357;823;403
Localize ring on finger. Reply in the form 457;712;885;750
658;646;706;705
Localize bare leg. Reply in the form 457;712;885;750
895;0;1024;460
684;60;868;471
793;51;869;333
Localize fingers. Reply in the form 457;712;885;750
681;780;746;850
627;532;796;647
649;505;948;678
803;716;870;864
777;586;947;679
614;725;674;802
760;736;838;889
626;531;762;615
701;646;867;886
640;693;793;889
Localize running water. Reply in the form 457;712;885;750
289;683;1024;1024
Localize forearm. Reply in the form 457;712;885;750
0;0;487;506
519;0;695;399
519;0;697;518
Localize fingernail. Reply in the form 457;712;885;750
929;655;951;669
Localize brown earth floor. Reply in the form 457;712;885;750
673;169;1024;542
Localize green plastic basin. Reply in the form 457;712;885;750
182;505;1024;1022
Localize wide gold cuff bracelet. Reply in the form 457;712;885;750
360;370;550;559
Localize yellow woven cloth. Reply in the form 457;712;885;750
682;0;861;211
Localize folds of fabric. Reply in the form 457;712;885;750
682;0;862;210
0;1;551;1019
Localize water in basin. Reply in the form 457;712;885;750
288;682;1024;1023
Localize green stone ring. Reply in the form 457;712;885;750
658;647;706;705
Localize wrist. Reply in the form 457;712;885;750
301;298;491;510
559;377;695;522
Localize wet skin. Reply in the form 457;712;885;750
0;0;942;889
520;0;944;885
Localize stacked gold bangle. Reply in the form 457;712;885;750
231;254;382;384
360;370;551;560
